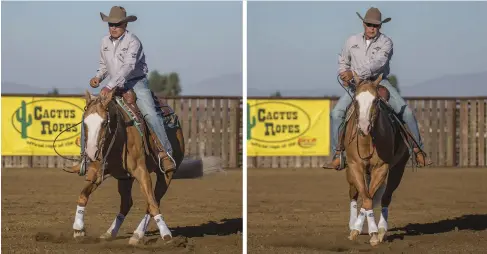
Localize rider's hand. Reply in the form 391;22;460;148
90;77;101;88
339;71;353;82
100;86;111;97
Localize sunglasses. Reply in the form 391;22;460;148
108;22;123;28
365;22;380;28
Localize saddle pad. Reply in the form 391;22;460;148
115;96;144;136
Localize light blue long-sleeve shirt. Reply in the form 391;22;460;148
95;30;148;90
338;32;393;80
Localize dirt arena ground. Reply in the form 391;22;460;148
248;167;487;253
2;168;242;254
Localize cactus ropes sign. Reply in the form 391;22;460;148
1;96;85;156
247;99;331;156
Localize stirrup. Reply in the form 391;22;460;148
414;149;431;167
157;152;176;174
79;156;87;176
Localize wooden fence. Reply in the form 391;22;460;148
1;95;242;169
247;97;487;168
3;95;486;169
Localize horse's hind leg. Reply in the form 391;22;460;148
131;170;175;244
130;166;172;245
378;155;408;243
100;178;135;240
72;181;100;238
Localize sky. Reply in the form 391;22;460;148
1;1;242;95
248;1;487;93
3;1;487;96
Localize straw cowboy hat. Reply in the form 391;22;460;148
356;7;391;25
100;6;137;23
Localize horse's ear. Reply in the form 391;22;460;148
85;90;92;105
102;89;116;108
374;74;384;86
352;71;361;85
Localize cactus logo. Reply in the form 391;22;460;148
11;99;83;142
247;101;311;143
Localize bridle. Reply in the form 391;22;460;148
337;75;381;160
83;98;122;182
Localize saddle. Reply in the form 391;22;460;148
113;89;178;160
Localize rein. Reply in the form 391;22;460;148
94;102;125;183
56;99;125;177
338;75;380;161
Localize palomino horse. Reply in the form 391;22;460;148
68;89;185;245
341;73;413;246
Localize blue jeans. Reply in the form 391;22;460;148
81;77;173;158
330;79;423;154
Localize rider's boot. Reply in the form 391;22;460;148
159;151;177;173
322;128;346;170
413;147;432;167
322;151;345;170
149;127;176;173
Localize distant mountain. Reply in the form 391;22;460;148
400;71;487;97
3;71;486;98
248;87;344;98
1;82;87;95
2;72;243;97
183;73;242;96
248;71;487;98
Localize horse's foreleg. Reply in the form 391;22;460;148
347;162;368;241
346;169;359;231
100;178;135;240
365;163;389;246
72;181;100;238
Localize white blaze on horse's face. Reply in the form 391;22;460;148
84;113;104;161
356;91;375;135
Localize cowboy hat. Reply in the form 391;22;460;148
100;6;137;23
356;7;391;25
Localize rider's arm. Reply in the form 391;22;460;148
354;37;393;80
105;37;141;90
337;38;352;75
95;39;109;82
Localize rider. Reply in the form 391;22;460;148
76;6;176;174
323;7;431;170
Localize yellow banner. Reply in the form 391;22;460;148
247;99;331;156
1;96;85;156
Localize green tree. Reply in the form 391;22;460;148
270;90;282;97
148;70;182;96
388;74;400;94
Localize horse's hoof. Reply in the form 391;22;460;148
73;229;85;238
378;228;387;242
348;230;360;241
162;234;172;241
99;231;114;240
129;232;143;245
370;233;380;246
